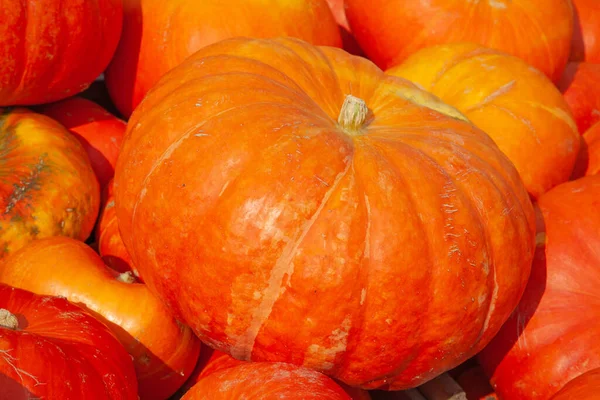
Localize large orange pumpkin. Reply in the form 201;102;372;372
387;43;580;199
343;0;573;82
182;362;353;400
572;122;600;178
0;108;99;260
0;283;138;399
0;237;201;400
570;0;600;63
551;368;600;400
104;0;342;118
478;175;600;400
114;37;535;389
557;62;600;134
39;97;126;190
0;0;122;106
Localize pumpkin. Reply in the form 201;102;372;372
324;0;364;57
557;62;600;134
96;179;137;276
387;43;580;199
551;368;600;400
104;0;342;118
0;236;201;400
572;122;600;178
114;37;535;389
478;175;600;400
0;0;122;106
39;97;126;190
343;0;573;82
0;108;99;260
182;362;353;400
570;0;600;63
0;283;137;399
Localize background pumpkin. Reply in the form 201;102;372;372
0;283;138;399
0;108;99;260
104;0;342;118
0;236;200;400
181;362;352;400
570;0;600;63
550;368;600;400
343;0;573;82
114;37;535;389
557;62;600;134
478;175;600;400
572;122;600;178
0;0;122;106
387;43;580;199
39;97;126;190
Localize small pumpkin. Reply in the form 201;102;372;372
0;108;99;260
551;368;600;400
105;0;342;118
557;62;600;134
114;37;535;389
182;362;353;400
0;236;201;400
0;283;138;399
387;43;579;199
570;0;600;63
572;122;600;178
39;97;126;190
0;0;122;106
343;0;574;82
478;175;600;400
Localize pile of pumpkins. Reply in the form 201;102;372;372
0;0;598;399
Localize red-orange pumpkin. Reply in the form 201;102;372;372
343;0;574;82
104;0;342;118
0;283;138;399
387;43;579;199
324;0;364;56
551;368;600;400
182;362;353;400
570;0;600;63
114;37;535;389
0;237;201;400
39;97;126;190
96;179;137;276
478;175;600;400
557;62;600;134
0;0;122;106
572;122;600;178
0;108;100;260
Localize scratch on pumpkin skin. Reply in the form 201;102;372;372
4;155;48;216
463;80;516;114
230;159;353;360
0;349;45;387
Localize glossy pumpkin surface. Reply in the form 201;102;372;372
0;283;137;399
104;0;342;118
0;0;122;106
557;62;600;134
114;37;535;389
387;43;579;199
0;236;201;400
570;0;600;63
551;368;600;400
0;108;99;260
344;0;573;81
478;175;600;400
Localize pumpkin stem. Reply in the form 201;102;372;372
116;271;137;284
338;94;369;133
0;308;19;330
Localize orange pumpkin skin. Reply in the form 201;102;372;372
478;176;600;400
0;108;99;260
324;0;364;57
570;0;600;63
104;0;342;118
96;179;137;276
343;0;573;82
551;368;600;400
0;284;138;400
0;0;122;106
182;362;352;400
114;37;535;389
39;97;126;190
572;122;600;178
557;62;600;134
0;237;201;400
387;43;580;199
